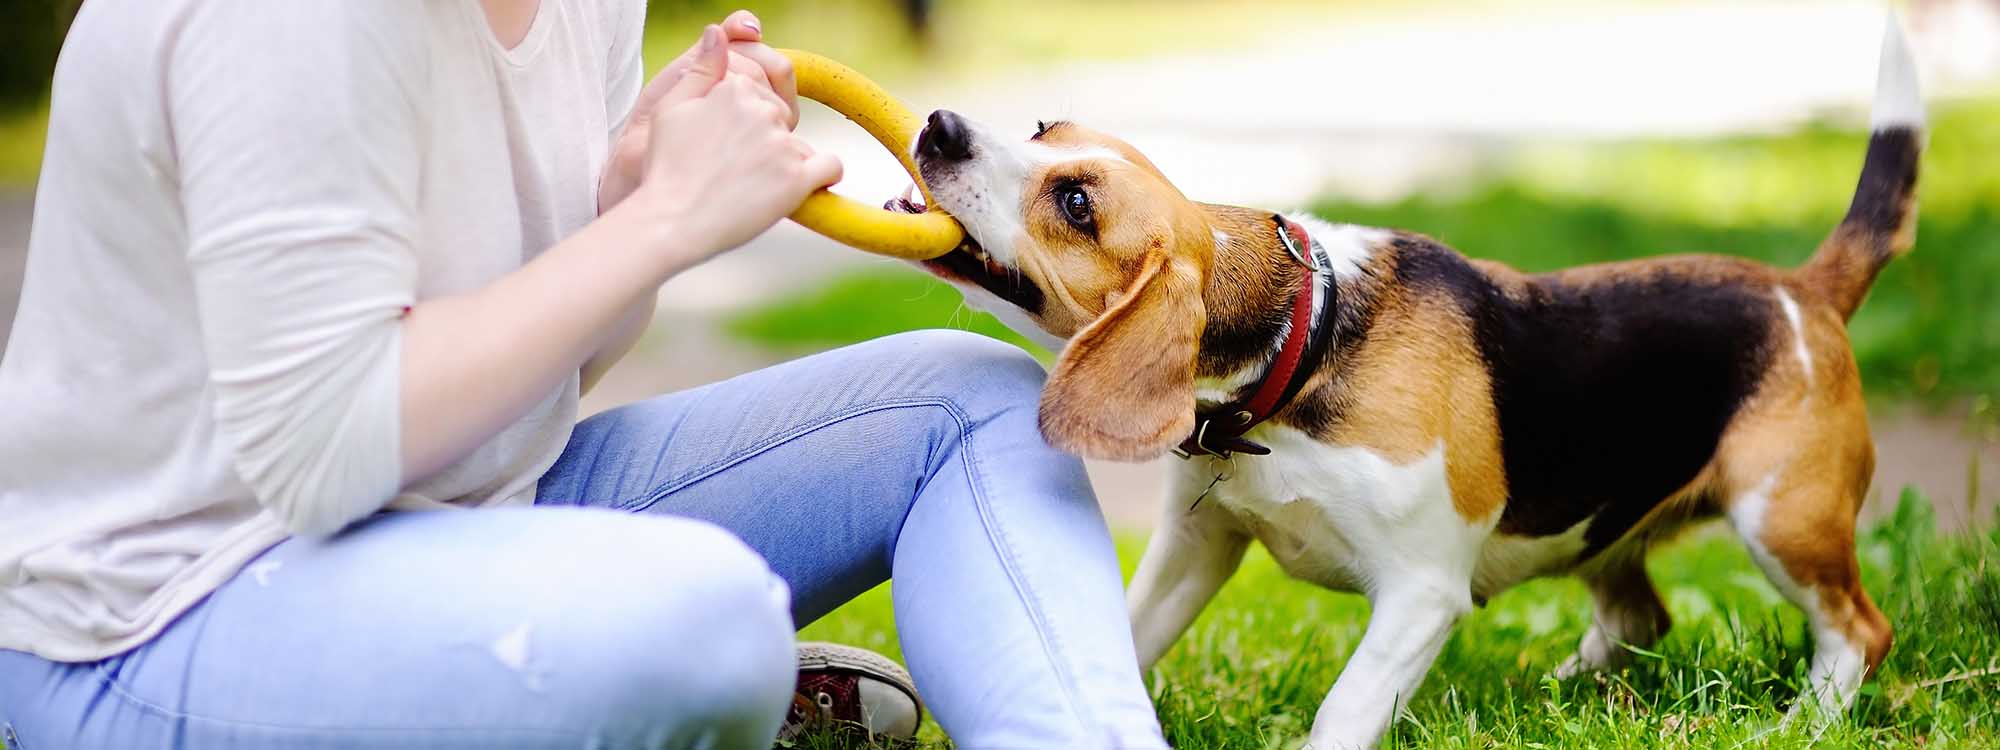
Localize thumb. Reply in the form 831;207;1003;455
800;150;843;192
630;55;690;121
662;25;728;106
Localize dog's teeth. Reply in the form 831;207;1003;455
887;184;926;214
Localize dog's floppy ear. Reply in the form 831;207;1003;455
1039;251;1204;461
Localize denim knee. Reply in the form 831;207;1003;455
537;517;797;742
879;329;1048;414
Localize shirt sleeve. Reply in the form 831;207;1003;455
169;0;427;536
604;0;647;139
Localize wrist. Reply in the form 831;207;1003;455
604;183;719;277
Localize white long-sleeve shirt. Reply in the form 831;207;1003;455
0;0;645;662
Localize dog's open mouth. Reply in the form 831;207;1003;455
886;188;1045;314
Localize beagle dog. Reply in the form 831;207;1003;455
900;16;1923;750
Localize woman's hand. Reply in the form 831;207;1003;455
402;26;834;487
402;17;834;501
626;24;841;258
599;10;803;213
580;12;828;396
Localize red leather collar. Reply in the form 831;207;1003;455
1176;216;1325;459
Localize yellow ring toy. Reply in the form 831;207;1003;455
779;49;967;260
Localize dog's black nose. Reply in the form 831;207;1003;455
917;110;974;162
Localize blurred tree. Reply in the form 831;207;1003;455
901;0;933;42
0;0;81;114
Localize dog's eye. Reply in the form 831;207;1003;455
1057;186;1094;231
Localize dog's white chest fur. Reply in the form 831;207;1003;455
1188;425;1597;600
1189;426;1487;598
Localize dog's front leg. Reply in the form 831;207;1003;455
1306;584;1470;749
1127;477;1250;672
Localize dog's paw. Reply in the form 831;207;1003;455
1549;653;1600;680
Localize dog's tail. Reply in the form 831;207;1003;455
1797;11;1924;321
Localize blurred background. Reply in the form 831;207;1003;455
2;0;1995;532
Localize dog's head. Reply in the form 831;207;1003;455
902;111;1218;461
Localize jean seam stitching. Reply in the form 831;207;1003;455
622;397;960;512
578;386;1104;736
951;402;1096;738
85;663;588;739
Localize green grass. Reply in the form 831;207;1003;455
727;99;2000;401
786;490;2000;749
752;105;2000;746
724;268;1051;360
0;102;46;189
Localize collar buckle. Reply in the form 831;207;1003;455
1173;416;1273;460
1276;215;1328;274
1176;215;1326;463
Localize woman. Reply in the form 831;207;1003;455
0;1;1167;747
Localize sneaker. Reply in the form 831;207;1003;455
779;642;923;743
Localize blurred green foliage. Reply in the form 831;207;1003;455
724;268;1050;359
643;0;924;81
643;0;1390;83
729;99;2000;401
0;0;1607;190
0;1;72;191
0;104;49;189
0;1;78;115
1330;100;2000;400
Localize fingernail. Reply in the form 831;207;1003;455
700;25;721;51
742;12;762;35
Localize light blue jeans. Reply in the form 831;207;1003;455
0;331;1167;749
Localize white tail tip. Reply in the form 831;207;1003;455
1872;9;1925;130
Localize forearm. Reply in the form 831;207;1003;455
580;292;657;395
400;198;700;483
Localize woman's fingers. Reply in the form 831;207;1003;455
799;149;844;191
786;137;841;190
722;10;763;41
635;12;760;120
725;51;772;89
631;14;793;133
727;42;800;128
722;73;791;128
633;55;690;124
660;26;729;108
